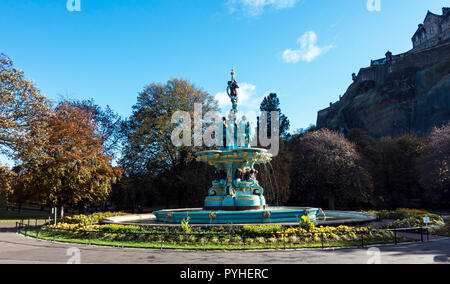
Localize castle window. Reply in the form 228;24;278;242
429;26;434;34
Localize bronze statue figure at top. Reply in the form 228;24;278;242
227;68;239;112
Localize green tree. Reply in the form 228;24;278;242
256;93;291;205
120;79;218;208
349;130;426;208
259;93;290;139
348;129;378;161
0;53;52;159
289;129;373;209
374;135;425;208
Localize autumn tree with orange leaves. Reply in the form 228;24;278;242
16;102;122;217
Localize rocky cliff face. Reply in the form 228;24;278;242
317;43;450;138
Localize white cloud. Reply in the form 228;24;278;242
282;31;334;63
227;0;299;17
215;82;264;126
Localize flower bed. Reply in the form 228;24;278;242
61;212;130;226
26;213;407;250
372;209;443;224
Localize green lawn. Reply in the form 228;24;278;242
21;229;414;251
0;204;81;223
0;206;51;223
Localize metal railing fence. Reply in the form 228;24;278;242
16;218;433;250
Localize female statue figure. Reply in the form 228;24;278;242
226;113;236;149
227;68;239;112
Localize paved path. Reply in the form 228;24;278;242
0;223;448;264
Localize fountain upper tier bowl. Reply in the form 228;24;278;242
195;148;272;168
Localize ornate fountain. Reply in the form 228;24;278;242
197;68;272;211
153;69;323;224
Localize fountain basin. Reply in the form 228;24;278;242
101;209;376;226
153;207;321;224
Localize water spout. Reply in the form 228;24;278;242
318;209;327;220
263;164;275;205
268;162;280;207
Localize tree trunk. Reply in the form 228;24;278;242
78;204;85;215
59;206;65;219
328;194;336;210
178;189;185;208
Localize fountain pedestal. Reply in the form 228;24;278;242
222;196;235;207
197;148;272;211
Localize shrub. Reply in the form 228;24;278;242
256;237;266;244
210;237;220;244
431;222;449;237
180;217;192;234
187;236;197;243
231;236;243;244
240;225;282;236
63;212;129;226
267;237;278;244
288;236;299;244
221;237;231;244
313;235;322;242
299;216;316;232
376;209;443;223
245;238;255;245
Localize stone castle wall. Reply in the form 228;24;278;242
354;41;450;86
316;41;450;138
316;8;450;138
412;8;450;51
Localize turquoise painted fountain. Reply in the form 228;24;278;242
153;69;322;224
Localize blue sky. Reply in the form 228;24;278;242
1;0;449;134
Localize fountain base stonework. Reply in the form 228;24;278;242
197;148;272;211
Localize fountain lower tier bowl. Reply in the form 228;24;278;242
153;207;321;224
